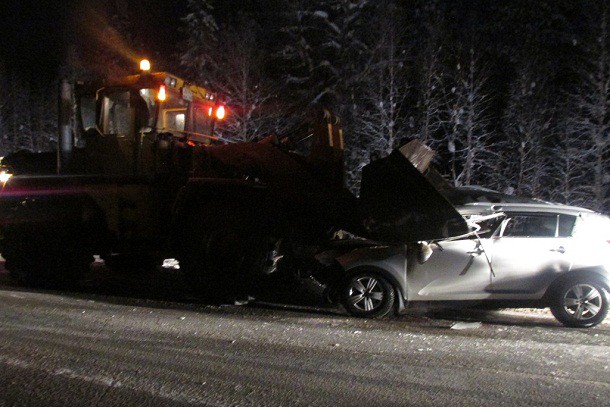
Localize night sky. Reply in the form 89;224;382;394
0;1;68;79
0;0;187;81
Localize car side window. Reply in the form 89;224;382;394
502;214;558;237
558;215;576;237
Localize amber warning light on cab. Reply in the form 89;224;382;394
140;59;151;72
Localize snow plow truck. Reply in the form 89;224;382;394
0;60;468;317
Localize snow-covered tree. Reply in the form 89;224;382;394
279;0;371;112
549;119;594;207
29;80;58;152
500;63;555;198
6;73;33;152
346;1;410;190
410;1;449;147
445;48;495;187
566;3;610;212
0;62;8;156
206;17;290;141
180;0;218;86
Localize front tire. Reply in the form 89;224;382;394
340;272;395;318
2;226;92;288
550;279;609;328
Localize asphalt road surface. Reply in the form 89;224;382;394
0;265;608;407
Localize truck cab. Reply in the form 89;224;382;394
74;62;225;178
0;61;227;286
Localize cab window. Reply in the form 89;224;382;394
157;91;187;134
100;91;131;135
190;102;214;137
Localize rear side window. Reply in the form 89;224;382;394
558;215;576;237
503;214;558;237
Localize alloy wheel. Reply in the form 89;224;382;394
347;276;385;312
562;284;603;320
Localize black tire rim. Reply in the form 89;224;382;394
562;283;603;321
346;276;385;312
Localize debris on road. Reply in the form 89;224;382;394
450;321;482;330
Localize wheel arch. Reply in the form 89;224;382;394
543;267;610;304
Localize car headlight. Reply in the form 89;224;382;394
0;170;12;184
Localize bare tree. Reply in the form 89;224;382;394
445;48;495;187
414;32;447;146
180;0;218;86
0;61;8;156
549;119;594;207
501;62;555;198
208;18;290;141
346;1;410;191
566;2;610;212
351;1;409;156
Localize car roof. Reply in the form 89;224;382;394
457;202;596;217
443;186;539;205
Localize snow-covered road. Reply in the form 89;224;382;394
0;267;608;406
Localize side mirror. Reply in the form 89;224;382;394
95;96;103;129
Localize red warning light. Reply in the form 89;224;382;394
215;105;226;120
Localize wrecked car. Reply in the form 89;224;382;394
324;199;610;327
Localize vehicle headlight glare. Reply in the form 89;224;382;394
0;170;13;183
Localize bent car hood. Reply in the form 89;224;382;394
359;142;469;243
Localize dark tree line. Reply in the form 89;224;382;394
1;0;608;213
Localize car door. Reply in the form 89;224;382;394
489;213;573;296
407;238;494;300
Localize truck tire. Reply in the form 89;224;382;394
3;226;92;288
186;230;236;302
182;229;269;303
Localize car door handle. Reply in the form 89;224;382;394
550;246;566;254
467;248;484;256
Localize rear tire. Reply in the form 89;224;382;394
182;230;268;304
550;278;609;328
340;272;395;318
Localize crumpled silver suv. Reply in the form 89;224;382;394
332;201;610;327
